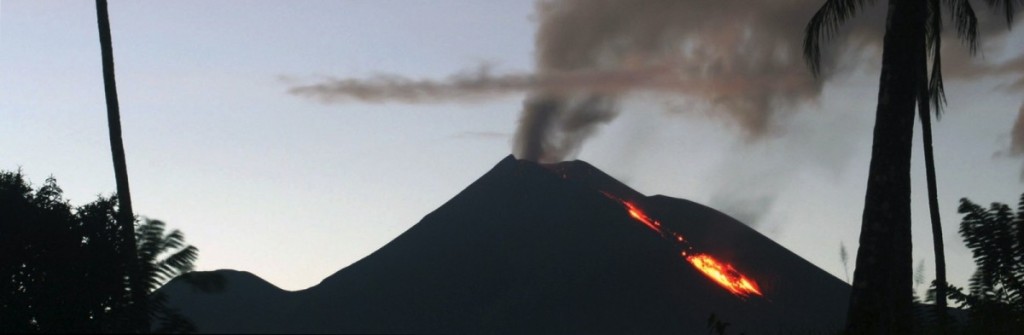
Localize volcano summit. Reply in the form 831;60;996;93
159;155;850;333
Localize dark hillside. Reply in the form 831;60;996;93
161;155;849;333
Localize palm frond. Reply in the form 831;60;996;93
804;0;876;76
157;230;187;254
927;0;948;117
155;246;198;281
928;54;946;118
132;219;200;294
946;0;980;53
149;252;197;293
982;0;1023;27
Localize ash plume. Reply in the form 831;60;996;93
290;0;855;163
287;0;1024;225
287;1;1021;162
513;0;826;162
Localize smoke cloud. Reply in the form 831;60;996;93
288;1;1020;162
287;0;1023;224
509;0;833;162
289;65;532;104
291;0;857;163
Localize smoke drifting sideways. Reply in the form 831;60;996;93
287;0;1024;224
289;0;866;163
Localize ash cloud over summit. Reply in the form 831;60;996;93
288;0;1021;161
290;0;851;162
288;0;1024;211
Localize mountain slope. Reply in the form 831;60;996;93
161;155;849;333
157;270;295;333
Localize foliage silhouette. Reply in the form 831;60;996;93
1;171;129;332
136;219;214;333
0;171;208;333
706;313;732;335
930;194;1024;333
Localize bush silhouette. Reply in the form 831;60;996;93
0;170;208;333
933;193;1024;333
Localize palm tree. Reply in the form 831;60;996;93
95;0;147;332
913;0;977;325
805;0;1018;332
919;1;1020;323
806;1;926;332
135;219;207;333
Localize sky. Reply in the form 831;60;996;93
3;0;1024;293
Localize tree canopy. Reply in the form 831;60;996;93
0;170;205;333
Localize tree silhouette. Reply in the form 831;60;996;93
804;0;1018;331
912;0;973;325
915;0;1018;323
934;193;1024;333
1;171;210;333
1;171;131;332
135;219;214;333
94;0;147;331
805;1;928;331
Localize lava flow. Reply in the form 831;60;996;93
686;253;763;297
624;201;662;233
610;196;763;298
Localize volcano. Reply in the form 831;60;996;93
159;155;850;333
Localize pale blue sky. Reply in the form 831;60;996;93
3;0;1023;293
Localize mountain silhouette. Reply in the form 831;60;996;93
159;155;850;333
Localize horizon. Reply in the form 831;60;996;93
3;0;1024;295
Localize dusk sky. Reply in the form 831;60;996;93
3;0;1023;293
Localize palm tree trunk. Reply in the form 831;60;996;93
915;26;949;325
95;0;148;332
846;0;923;333
920;102;949;325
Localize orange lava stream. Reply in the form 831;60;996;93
624;202;662;233
613;199;764;298
686;253;763;297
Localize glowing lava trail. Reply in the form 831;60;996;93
624;201;662;233
685;253;763;297
606;195;763;298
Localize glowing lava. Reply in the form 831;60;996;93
686;253;763;297
624;202;662;233
608;197;764;298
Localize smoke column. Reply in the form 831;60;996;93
511;0;827;162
